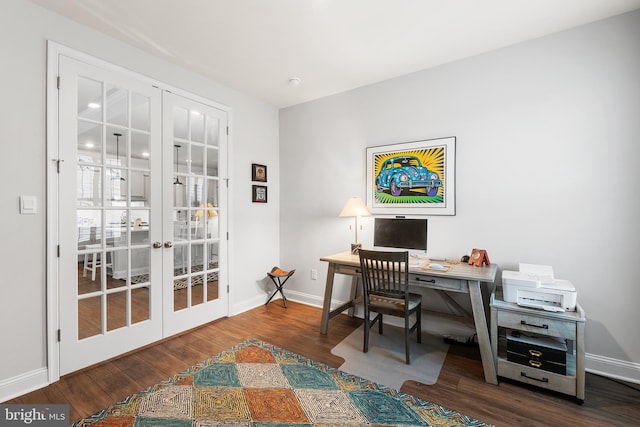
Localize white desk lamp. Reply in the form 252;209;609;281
339;197;371;254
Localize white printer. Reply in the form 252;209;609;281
502;263;577;312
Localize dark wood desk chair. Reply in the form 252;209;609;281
358;249;422;364
266;267;295;308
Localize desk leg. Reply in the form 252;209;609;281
346;276;359;317
468;280;498;384
320;263;337;335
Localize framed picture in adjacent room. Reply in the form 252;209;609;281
366;136;456;215
251;163;267;182
252;185;267;203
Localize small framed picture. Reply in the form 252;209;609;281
252;185;267;203
252;163;267;182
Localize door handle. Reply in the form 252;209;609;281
164;241;173;248
153;241;162;249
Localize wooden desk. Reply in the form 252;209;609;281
319;251;499;384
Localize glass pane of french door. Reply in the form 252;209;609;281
163;92;227;336
59;56;163;374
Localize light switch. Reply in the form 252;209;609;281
20;195;37;214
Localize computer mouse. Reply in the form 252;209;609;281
461;255;470;263
430;263;444;270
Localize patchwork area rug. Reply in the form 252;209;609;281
331;324;450;389
73;339;491;426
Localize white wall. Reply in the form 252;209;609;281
0;0;279;391
280;10;640;379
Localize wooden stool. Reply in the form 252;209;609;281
266;267;295;308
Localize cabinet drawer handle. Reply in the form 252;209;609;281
415;277;436;283
521;320;548;329
521;372;548;383
529;350;542;357
528;360;543;368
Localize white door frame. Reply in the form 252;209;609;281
46;41;231;383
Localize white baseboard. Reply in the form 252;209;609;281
0;368;49;403
231;287;325;315
284;289;325;308
231;294;267;316
586;353;640;385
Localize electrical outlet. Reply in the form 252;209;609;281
311;269;318;280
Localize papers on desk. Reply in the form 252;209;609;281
409;261;451;272
422;263;451;272
407;257;452;271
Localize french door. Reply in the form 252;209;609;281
56;55;227;375
162;93;227;336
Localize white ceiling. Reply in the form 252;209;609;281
27;0;640;108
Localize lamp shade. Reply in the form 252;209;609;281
206;202;218;217
339;197;371;217
196;203;218;218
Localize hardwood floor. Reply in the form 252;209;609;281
8;301;640;426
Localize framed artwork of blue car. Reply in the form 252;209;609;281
366;136;456;215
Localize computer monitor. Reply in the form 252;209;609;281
373;217;428;252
